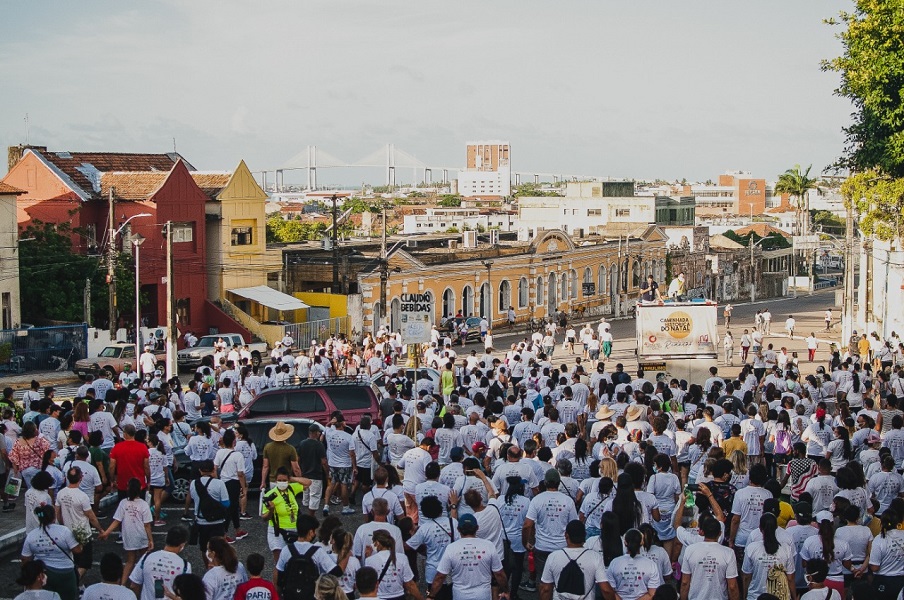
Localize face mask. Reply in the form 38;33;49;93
276;481;289;491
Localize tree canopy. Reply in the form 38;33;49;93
723;229;792;251
266;216;328;243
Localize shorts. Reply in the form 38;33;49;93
589;349;600;360
267;526;289;551
356;467;373;486
652;513;676;541
75;540;93;570
197;521;225;554
302;479;324;510
329;466;353;485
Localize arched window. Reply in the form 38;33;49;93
518;277;529;308
462;285;474;317
536;277;545;307
560;272;568;303
479;283;490;319
570;269;578;299
632;260;641;288
498;280;511;312
583;268;592;297
390;298;401;332
442;288;455;319
598;265;607;295
548;273;558;314
372;302;383;330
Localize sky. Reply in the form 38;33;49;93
0;0;854;186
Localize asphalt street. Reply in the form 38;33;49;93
0;290;841;596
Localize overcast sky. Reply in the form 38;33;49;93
1;0;853;185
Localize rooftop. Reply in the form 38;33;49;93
100;170;231;201
0;182;25;195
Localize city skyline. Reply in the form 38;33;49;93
2;0;852;184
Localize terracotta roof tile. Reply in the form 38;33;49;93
0;182;25;195
35;150;193;199
733;223;791;239
190;173;231;199
101;172;168;200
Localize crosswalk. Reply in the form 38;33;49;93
13;384;81;400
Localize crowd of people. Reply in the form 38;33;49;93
5;312;904;600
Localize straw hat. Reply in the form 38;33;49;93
268;421;295;442
596;406;615;420
626;404;646;422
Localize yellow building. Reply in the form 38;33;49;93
359;228;669;333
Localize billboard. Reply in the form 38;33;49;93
636;302;718;358
399;291;433;344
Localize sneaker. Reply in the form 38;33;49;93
341;507;354;515
225;536;236;544
322;506;330;516
2;503;15;512
180;512;194;522
115;537;123;545
240;512;253;520
235;529;249;540
519;582;536;592
153;520;167;527
158;510;168;519
329;496;341;505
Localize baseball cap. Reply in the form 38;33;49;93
543;468;561;487
458;514;478;533
792;501;812;520
472;441;487;454
450;447;464;461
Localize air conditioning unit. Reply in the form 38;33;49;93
448;240;458;250
488;230;499;245
462;230;478;248
405;240;418;248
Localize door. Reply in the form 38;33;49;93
548;273;557;315
390;298;401;332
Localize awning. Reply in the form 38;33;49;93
228;286;310;311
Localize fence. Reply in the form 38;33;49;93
0;324;88;375
284;316;351;347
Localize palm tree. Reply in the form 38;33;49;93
775;164;820;292
774;164;820;236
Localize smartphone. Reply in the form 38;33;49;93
686;484;700;492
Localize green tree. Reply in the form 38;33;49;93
266;216;329;243
437;195;462;207
18;220;138;325
774;164;820;235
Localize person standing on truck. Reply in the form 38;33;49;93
138;346;156;379
640;274;662;303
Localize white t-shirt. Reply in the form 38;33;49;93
129;550;192;600
540;547;606;600
55;486;92;534
21;525;79;571
89;411;119;448
680;540;738;600
606;554;662;600
730;486;772;547
436;537;503;600
869;529;904;576
362;488;404;524
741;541;796;599
364;551;414;599
352;426;380;469
276;540;337;574
81;583;136;600
113;498;153;551
526;491;579;552
475;503;505;557
406;517;459;583
800;536;852;580
325;427;353;468
352;521;404;562
800;589;841;600
203;564;249;600
214;448;245;482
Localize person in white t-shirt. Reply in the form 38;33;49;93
99;479;153;583
323;413;355;516
729;464;772;551
129;527;191;600
539;520;607;600
55;466;104;581
680;514;740;600
741;513;796;600
429;513;508;600
601;528;661;600
523;469;579;580
83;553;138;600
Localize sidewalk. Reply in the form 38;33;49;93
0;369;80;390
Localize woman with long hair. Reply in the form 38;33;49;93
364;530;418;600
203;536;248;600
826;426;853;474
580;477;614;538
800;518;852;598
687;427;712;484
604;473;645;535
728;450;749;489
494;476;529;596
869;509;904;600
13;559;58;600
741;513;795;600
21;506;82;600
570;438;591;482
39;450;63;492
646;454;681;555
10;422;51;490
331;529;359;597
98;478;152;583
602;528;661;600
314;575;349;600
638;522;673;584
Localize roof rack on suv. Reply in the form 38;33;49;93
277;376;372;389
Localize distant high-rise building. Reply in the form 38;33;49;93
458;140;511;199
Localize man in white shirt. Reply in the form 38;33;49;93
429;513;508;600
129;527;192;600
323;412;355;516
523;469;579;581
352;498;405;562
92;372;114;401
681;514;740;600
540;520;608;600
56;466;104;579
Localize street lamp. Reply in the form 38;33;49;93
132;233;145;360
108;212;152;337
749;236;770;303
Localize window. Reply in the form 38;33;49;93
518;277;529;308
329;387;373;410
247;393;287;416
587;209;601;216
592;186;601;197
231;226;253;246
570;269;578;299
170;222;194;243
536;277;544;306
498;280;511;312
287;391;327;413
598;265;607;295
176;298;191;326
615;209;630;217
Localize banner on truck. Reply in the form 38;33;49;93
637;303;718;357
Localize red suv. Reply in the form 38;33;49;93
236;381;380;427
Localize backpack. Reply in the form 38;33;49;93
194;478;227;522
555;549;589;597
774;428;792;455
766;563;791;600
279;544;321;600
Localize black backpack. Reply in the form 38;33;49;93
194;478;227;522
279;544;320;600
555;550;589;597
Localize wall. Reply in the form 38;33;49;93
518;195;655;235
204;300;253;340
294;292;348;319
0;193;20;328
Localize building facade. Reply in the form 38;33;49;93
458;140;511;199
402;208;515;234
0;183;23;329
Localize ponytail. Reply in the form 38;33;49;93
127;477;142;501
624;528;642;558
760;513;780;555
881;510;899;538
639;523;657;552
818;519;835;563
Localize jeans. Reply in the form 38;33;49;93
504;541;525;598
224;479;241;531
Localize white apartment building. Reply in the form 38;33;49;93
457;140;511;198
403;207;515;234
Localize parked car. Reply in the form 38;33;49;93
73;343;165;380
235;381;380;427
169;416;318;501
177;333;267;370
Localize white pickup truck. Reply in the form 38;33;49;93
176;333;268;370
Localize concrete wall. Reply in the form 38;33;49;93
0;193;20;329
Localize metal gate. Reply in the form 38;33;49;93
0;324;88;375
284;317;350;347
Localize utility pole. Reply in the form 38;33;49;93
750;236;755;303
84;279;91;326
380;204;388;330
331;194;339;293
164;221;177;379
843;201;855;341
107;187;117;337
